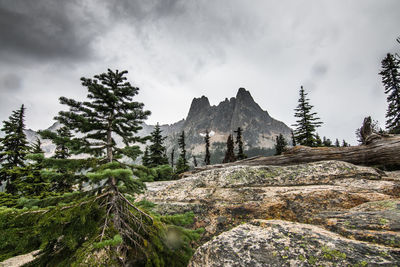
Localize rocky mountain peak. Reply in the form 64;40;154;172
187;95;211;121
235;87;262;112
236;87;253;103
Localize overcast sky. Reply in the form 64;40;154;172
0;0;399;144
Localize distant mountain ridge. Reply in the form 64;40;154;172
179;88;291;155
13;88;292;164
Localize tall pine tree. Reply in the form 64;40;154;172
170;148;175;169
379;53;400;133
291;130;296;146
315;133;322;147
31;138;44;154
234;127;247;160
148;123;168;167
335;138;340;147
0;105;30;193
274;134;288;155
17;146;50;198
192;155;198;167
222;134;236;163
142;146;151;167
30;69;157;265
204;130;211;165
56;69;150;162
292;86;323;146
342;140;349;147
176;131;189;173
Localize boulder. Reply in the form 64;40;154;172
188;220;400;267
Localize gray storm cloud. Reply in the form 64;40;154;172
0;0;399;145
0;0;100;62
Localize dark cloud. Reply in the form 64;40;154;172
0;0;100;62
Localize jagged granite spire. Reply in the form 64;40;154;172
186;96;211;121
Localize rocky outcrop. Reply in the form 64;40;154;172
140;160;400;241
188;220;400;267
139;160;400;265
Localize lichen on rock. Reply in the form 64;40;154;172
188;220;400;267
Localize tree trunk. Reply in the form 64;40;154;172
107;128;113;163
187;135;400;175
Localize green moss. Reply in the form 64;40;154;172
379;218;389;225
308;255;317;265
321;246;346;260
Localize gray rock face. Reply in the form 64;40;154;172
188;220;400;267
181;88;291;153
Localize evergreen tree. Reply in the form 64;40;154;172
142;146;151;167
204;130;211;165
234;127;247;160
39;127;89;192
56;69;150;162
274;134;288;155
176;131;189;173
0;105;30;194
15;138;50;197
323;136;332;147
315;133;322;147
222;134;236;163
17;153;51;198
170;148;175;169
292;86;323;146
148;123;168;167
335;138;340;147
379;53;400;133
31;138;44;154
192;155;198;167
342;140;349;147
29;69;158;264
291;130;296;146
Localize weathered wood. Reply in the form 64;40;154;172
185;135;400;176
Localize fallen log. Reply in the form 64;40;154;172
185;135;400;176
